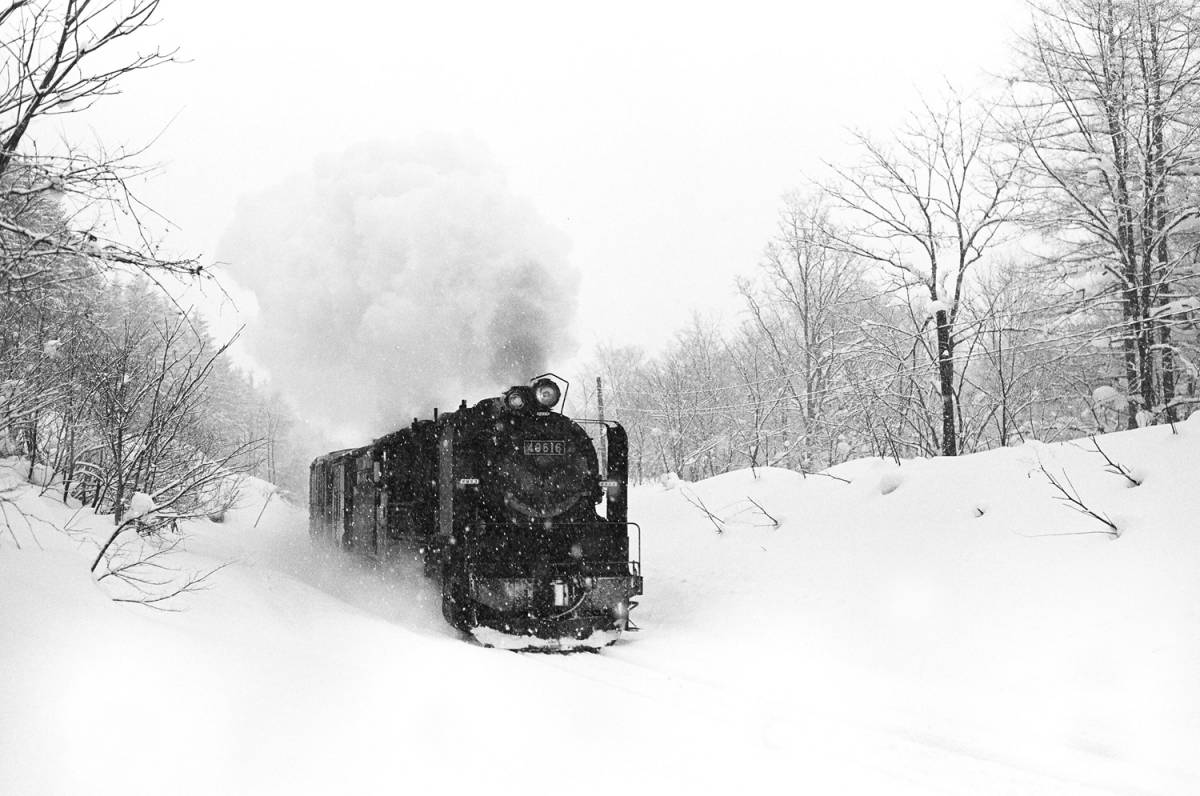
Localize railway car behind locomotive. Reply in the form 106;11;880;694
309;376;642;649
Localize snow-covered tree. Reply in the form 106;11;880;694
1013;0;1200;425
738;194;877;468
819;92;1026;456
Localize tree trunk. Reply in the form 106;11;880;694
935;310;957;456
26;408;37;479
113;426;125;524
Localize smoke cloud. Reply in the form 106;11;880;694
219;137;578;439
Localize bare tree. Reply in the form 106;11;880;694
638;315;738;480
819;92;1026;455
81;306;258;523
0;0;200;292
0;3;301;611
1013;0;1200;426
739;194;875;468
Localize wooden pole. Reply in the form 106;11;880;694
596;376;607;473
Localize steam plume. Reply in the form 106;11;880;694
219;137;577;439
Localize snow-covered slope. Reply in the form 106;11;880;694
3;419;1199;795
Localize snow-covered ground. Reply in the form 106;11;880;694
3;420;1199;795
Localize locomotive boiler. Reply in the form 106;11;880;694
308;376;642;650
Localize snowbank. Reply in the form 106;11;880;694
2;421;1199;794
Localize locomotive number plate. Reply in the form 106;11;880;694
524;440;567;456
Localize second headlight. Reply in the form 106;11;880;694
533;378;561;408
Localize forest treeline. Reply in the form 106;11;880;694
6;0;1200;513
580;0;1200;483
0;0;306;538
1;270;304;517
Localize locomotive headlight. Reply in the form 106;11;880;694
533;379;561;408
505;390;526;410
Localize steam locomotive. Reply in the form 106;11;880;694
308;376;642;650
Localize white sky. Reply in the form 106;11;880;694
78;0;1030;364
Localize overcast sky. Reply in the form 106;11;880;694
73;0;1029;399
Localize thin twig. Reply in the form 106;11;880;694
1090;436;1141;486
0;499;22;549
745;496;780;528
1037;463;1120;536
681;489;726;534
1014;529;1124;538
801;469;851;484
253;489;274;528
